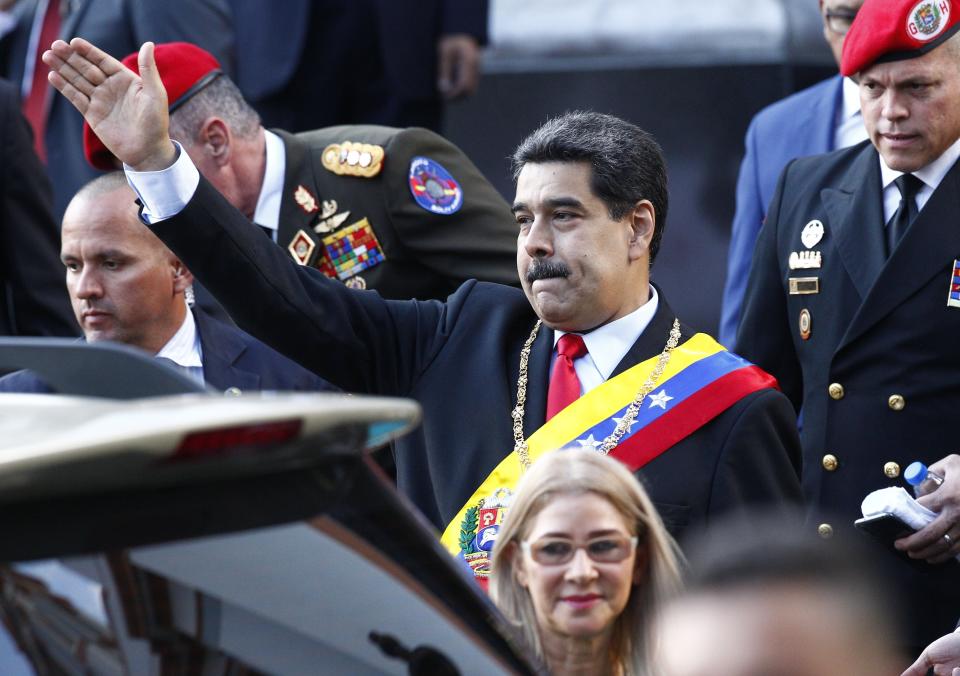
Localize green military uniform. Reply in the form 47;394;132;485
275;125;518;300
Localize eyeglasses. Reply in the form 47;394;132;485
824;8;858;35
520;535;638;566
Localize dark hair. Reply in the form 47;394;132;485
511;111;668;265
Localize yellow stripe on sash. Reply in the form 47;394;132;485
440;332;723;559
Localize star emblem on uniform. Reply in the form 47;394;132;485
648;390;674;410
576;434;603;450
612;415;638;433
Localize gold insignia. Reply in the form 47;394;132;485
294;185;319;213
321;142;385;178
287;229;316;266
345;276;367;290
320;200;338;219
314;210;351;234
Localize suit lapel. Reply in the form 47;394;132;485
611;289;678;379
59;0;90;41
842;156;960;346
822;143;886;302
809;76;844;154
194;310;260;391
275;129;320;251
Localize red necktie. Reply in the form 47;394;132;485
546;333;587;420
22;0;61;162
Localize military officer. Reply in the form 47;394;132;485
737;0;960;650
83;42;518;302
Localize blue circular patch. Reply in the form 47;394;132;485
474;525;500;552
408;156;463;215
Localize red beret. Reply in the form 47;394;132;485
83;42;222;170
841;0;960;76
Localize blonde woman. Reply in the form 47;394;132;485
491;448;682;676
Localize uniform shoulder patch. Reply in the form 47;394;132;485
322;142;384;177
408;156;463;215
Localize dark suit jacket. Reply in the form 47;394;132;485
736;141;960;646
0;78;75;337
720;76;843;346
0;308;335;394
0;0;234;221
150;177;803;541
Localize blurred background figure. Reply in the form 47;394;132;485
0;173;334;394
0;0;234;221
656;515;905;676
719;0;866;346
491;449;682;676
228;0;487;133
0;75;74;337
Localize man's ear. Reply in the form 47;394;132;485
199;117;231;166
172;260;194;293
627;199;656;262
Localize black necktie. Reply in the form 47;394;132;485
886;174;923;255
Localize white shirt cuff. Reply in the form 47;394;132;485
124;141;199;223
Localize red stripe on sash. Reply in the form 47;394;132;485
611;366;779;471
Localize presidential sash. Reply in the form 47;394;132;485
440;332;777;585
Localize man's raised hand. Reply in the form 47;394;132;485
43;39;176;171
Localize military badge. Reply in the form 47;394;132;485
789;251;822;270
789;277;820;295
799;309;812;340
408;156;463;215
321;142;384;178
287;229;316;266
458;488;513;582
908;0;950;40
947;259;960;307
316;218;386;281
293;185;319;214
345;276;367;290
800;220;824;249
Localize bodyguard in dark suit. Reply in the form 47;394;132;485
0;77;75;337
84;42;517;303
0;0;234;221
737;0;960;648
47;39;803;577
0;171;331;395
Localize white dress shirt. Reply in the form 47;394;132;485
552;286;659;395
879;136;960;223
155;308;204;384
251;130;286;240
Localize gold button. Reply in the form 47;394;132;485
822;454;838;471
888;394;905;411
224;387;242;397
828;383;845;400
817;523;834;539
884;461;901;479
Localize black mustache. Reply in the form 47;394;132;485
526;259;571;283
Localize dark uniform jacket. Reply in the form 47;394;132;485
151;177;804;541
272;125;518;300
736;140;960;646
0;78;75;337
0;308;335;394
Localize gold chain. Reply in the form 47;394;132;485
511;318;682;470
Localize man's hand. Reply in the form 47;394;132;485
902;631;960;676
895;454;960;564
43;38;176;171
437;34;481;100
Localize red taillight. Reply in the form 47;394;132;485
173;420;303;459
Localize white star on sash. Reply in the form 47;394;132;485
648;390;674;410
576;434;603;450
